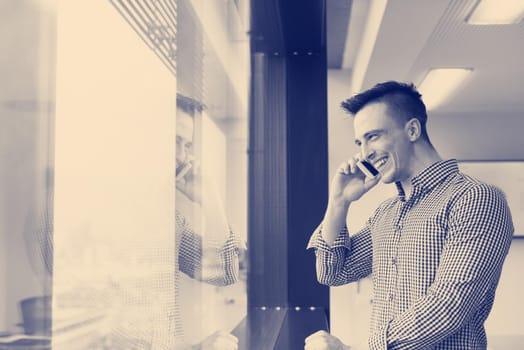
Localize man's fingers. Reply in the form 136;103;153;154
305;329;329;343
338;161;350;175
305;330;351;350
214;330;238;343
220;332;238;342
363;172;381;191
305;338;328;350
213;338;238;350
305;330;331;349
338;157;360;175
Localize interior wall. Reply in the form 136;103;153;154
327;69;524;347
485;240;524;336
429;111;524;161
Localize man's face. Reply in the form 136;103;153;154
176;109;194;169
353;102;412;184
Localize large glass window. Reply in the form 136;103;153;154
0;0;249;348
53;1;177;348
1;0;249;348
174;0;249;347
0;0;55;346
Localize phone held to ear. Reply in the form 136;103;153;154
357;160;379;178
176;161;193;181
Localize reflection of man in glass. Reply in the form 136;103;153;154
175;95;242;349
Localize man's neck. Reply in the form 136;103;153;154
400;145;442;199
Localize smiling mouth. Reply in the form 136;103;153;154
374;157;388;169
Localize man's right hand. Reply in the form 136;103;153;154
321;156;381;246
176;160;203;204
329;157;381;207
304;330;351;350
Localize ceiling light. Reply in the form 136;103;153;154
467;0;524;25
418;68;473;111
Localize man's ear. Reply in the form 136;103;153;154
404;118;421;142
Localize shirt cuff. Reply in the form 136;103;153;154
306;223;351;252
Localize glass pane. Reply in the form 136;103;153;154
175;0;249;347
0;0;55;346
2;0;249;348
53;1;177;348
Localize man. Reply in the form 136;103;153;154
305;81;514;349
175;94;243;349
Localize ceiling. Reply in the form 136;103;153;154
327;0;524;115
3;0;523;158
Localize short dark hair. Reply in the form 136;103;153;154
176;94;205;116
341;81;429;140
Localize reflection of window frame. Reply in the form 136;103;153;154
109;0;178;75
174;0;249;345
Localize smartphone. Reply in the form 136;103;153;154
176;161;193;181
357;160;379;178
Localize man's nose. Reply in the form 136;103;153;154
360;145;376;161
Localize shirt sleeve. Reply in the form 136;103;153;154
177;211;241;286
306;222;373;286
381;184;514;350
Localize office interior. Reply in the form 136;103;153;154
1;0;523;349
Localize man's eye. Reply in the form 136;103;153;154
368;134;378;141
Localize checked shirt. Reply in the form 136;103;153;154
175;209;241;348
308;159;514;349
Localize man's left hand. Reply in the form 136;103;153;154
304;330;351;350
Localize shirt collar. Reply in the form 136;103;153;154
394;159;459;200
411;159;459;191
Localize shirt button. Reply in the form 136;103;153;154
391;256;397;265
389;293;395;302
